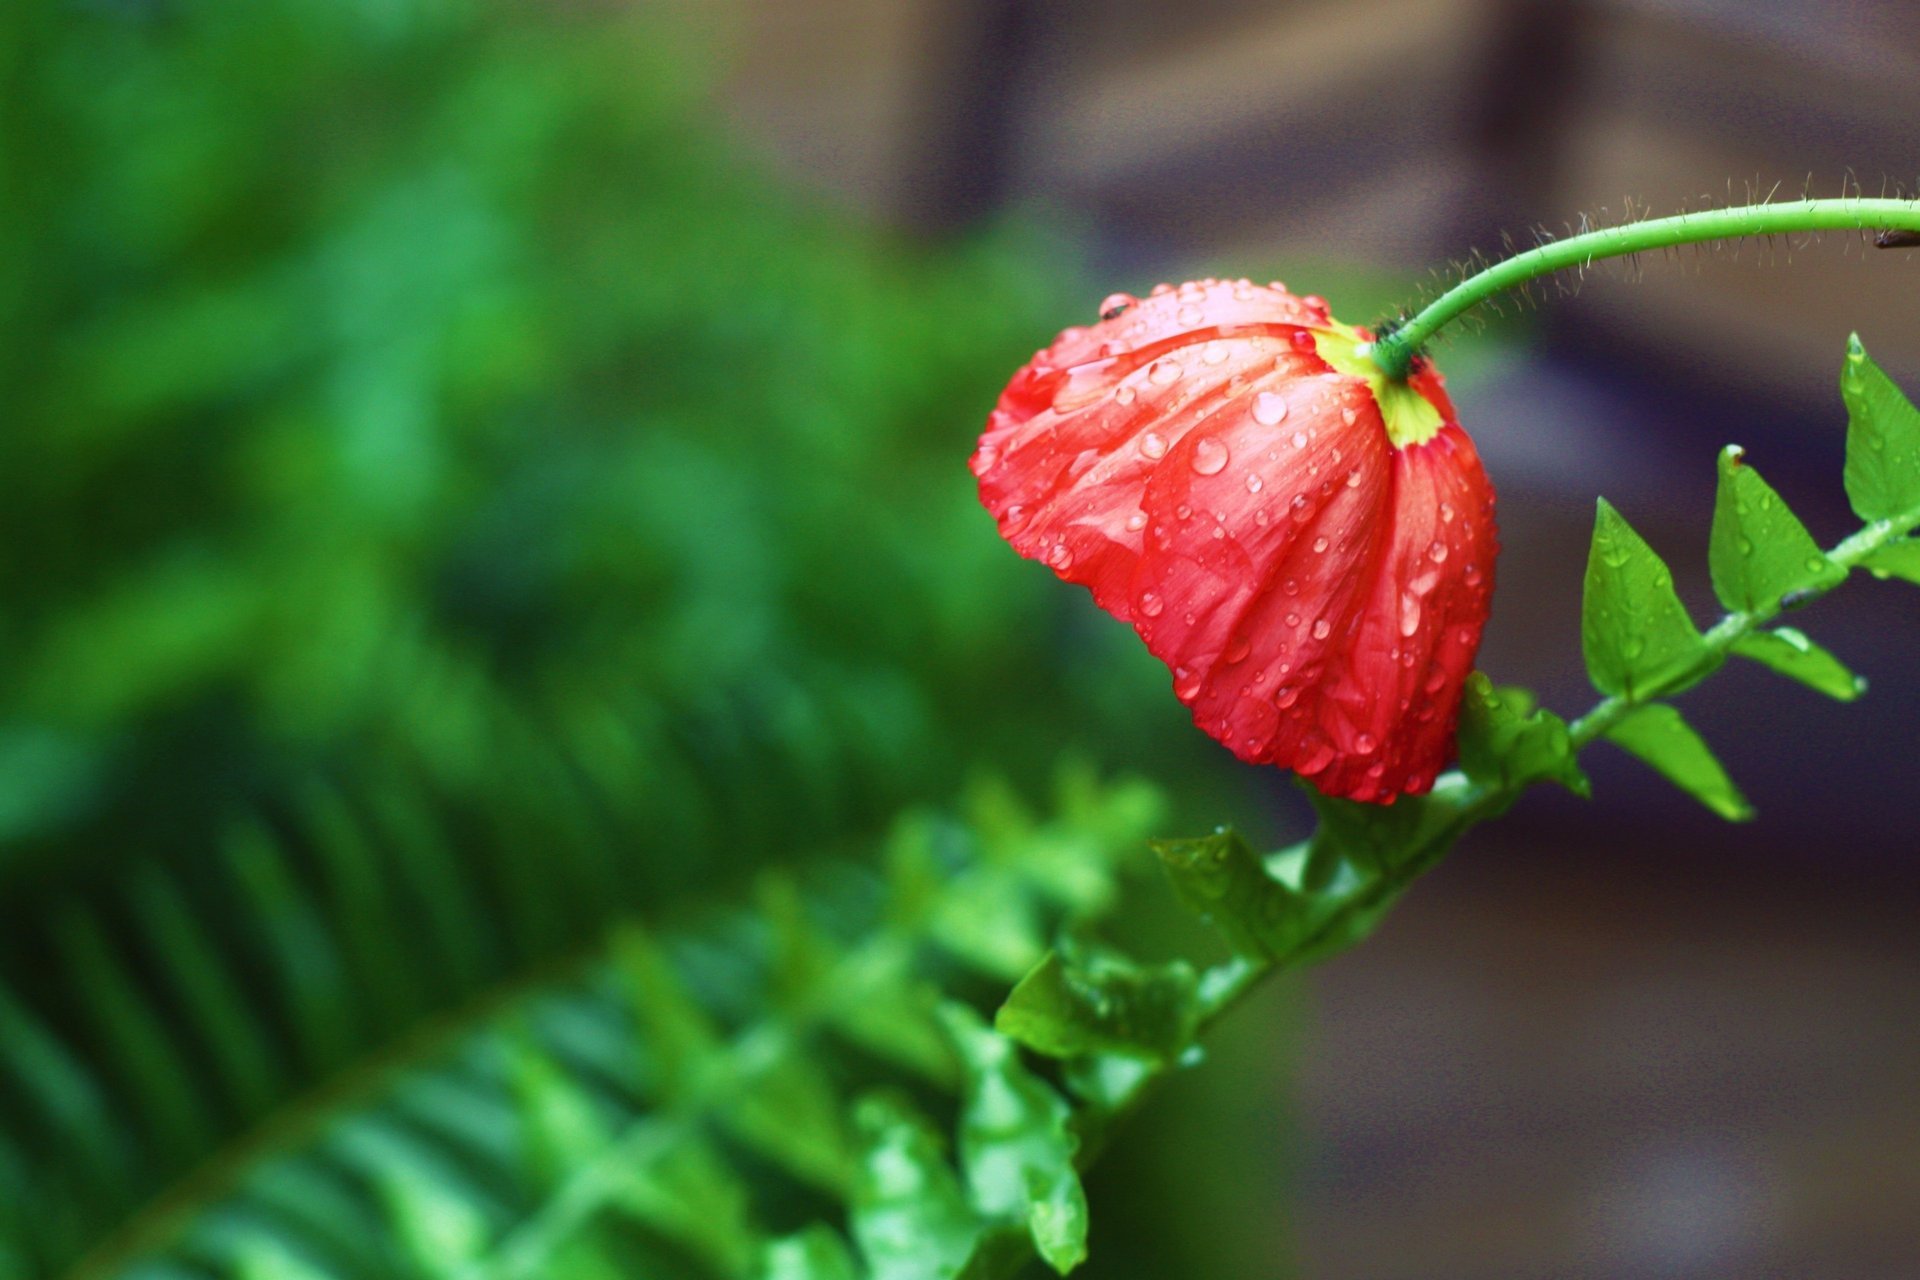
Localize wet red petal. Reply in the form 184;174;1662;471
972;278;1498;803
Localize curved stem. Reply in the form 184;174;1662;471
1366;198;1920;380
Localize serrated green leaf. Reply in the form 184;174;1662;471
611;925;722;1100
939;1005;1088;1275
1731;628;1865;701
725;1051;855;1195
1842;334;1920;522
1861;538;1920;583
1604;704;1753;821
994;950;1199;1063
850;1096;995;1280
763;1226;861;1280
1709;445;1845;612
1583;499;1715;698
1455;673;1590;796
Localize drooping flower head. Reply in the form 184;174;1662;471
972;279;1497;803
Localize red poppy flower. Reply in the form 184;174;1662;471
971;278;1497;803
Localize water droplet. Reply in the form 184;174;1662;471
970;445;998;476
1312;618;1331;640
1140;431;1168;459
1191;438;1230;475
1439;502;1456;524
1341;407;1358;426
1276;685;1300;709
1252;392;1289;425
1202;343;1231;366
1465;564;1483;587
1149;359;1183;385
1285;611;1301;628
1116;385;1137;405
1139;591;1164;617
1805;555;1827;573
1174;667;1201;699
1290;494;1311;522
1099;292;1138;320
1046;543;1074;570
1125;511;1147;531
1283;577;1299;596
1176;304;1203;326
1399;594;1421;637
1346;467;1363;488
1289;330;1317;352
1222;634;1251;663
1246;473;1264;493
1175;503;1193;521
1151;283;1175;296
1354;732;1378;755
1428;540;1449;563
1290;430;1309;449
1312;535;1329;553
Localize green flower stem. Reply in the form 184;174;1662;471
1365;199;1920;381
1568;502;1920;748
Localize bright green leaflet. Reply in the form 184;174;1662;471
1730;629;1864;702
1603;704;1753;821
1842;334;1920;522
1582;499;1716;699
1709;446;1846;612
1861;538;1920;583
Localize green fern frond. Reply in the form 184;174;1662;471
19;768;1161;1280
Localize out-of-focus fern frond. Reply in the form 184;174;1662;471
8;767;1160;1280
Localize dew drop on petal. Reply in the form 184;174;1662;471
1223;634;1251;663
1046;543;1074;570
1290;494;1311;522
1312;535;1329;553
1341;406;1358;426
1099;292;1138;320
1354;732;1378;755
1125;511;1147;531
1116;385;1137;405
1246;473;1263;493
1285;611;1301;628
1399;593;1422;638
1202;343;1231;366
1429;540;1449;563
1149;359;1183;385
1176;304;1203;326
1140;431;1168;459
1139;591;1164;617
1174;666;1202;699
1191;438;1230;475
1252;392;1289;426
1311;618;1331;640
1275;685;1300;709
1151;282;1175;296
1440;502;1456;524
1175;503;1192;520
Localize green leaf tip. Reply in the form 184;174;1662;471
940;1005;1089;1274
1841;334;1920;522
1709;445;1845;613
1604;704;1754;822
1151;828;1296;961
1731;628;1865;702
1582;498;1716;699
1456;673;1590;797
994;949;1200;1064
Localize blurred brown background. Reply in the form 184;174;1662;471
682;2;1920;1276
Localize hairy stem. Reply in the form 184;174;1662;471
1366;198;1920;380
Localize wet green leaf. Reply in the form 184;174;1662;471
1582;499;1716;698
994;950;1199;1063
1842;334;1920;522
1604;704;1753;821
1709;446;1845;612
1731;628;1864;701
850;1097;994;1280
1861;538;1920;584
1456;673;1590;796
1151;828;1296;961
940;1005;1088;1274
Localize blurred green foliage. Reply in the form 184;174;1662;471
0;1;1241;1275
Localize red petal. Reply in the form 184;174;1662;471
973;279;1498;803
